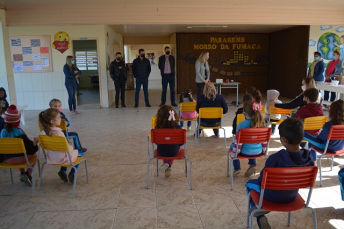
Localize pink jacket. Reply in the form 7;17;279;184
40;127;78;165
180;100;197;120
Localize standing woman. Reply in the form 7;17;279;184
324;50;343;102
195;51;210;96
308;51;325;82
63;56;81;114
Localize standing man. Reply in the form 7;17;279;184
158;46;177;107
132;49;151;107
110;52;127;108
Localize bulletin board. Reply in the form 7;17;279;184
9;35;53;73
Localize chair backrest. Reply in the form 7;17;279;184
328;125;344;140
303;116;328;131
261;166;318;190
236;113;245;125
269;107;293;115
261;105;265;118
151;116;157;129
38;135;70;152
236;127;272;144
150;129;186;145
180;102;197;112
38;121;68;132
199;107;223;119
0;138;26;154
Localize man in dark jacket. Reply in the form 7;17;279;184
158;46;177;107
110;52;127;108
0;87;9;112
132;49;151;107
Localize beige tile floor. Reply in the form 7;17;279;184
1;88;344;229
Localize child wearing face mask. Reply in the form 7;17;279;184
0;87;9;112
49;99;87;154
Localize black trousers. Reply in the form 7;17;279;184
197;83;205;96
114;80;126;105
324;91;336;101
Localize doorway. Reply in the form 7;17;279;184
72;39;100;109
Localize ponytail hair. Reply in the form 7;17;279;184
252;90;262;103
39;108;60;136
243;101;265;128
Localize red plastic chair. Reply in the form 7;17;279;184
146;129;192;189
247;166;318;229
310;125;344;186
227;127;272;190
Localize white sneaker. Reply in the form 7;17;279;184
165;168;172;178
159;163;169;173
187;126;191;131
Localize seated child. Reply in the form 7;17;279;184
245;118;314;229
0;87;9;112
179;89;197;131
230;100;266;177
0;105;38;186
265;89;282;134
252;89;262;103
156;105;183;178
39;108;82;184
304;99;344;161
232;93;253;135
49;99;87;153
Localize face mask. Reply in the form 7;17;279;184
333;56;338;60
314;57;319;61
71;60;75;64
165;51;170;55
116;57;121;61
206;56;209;60
301;85;306;91
141;54;145;58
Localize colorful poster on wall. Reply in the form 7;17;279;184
52;31;70;54
9;35;53;73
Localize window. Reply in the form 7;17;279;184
75;50;98;70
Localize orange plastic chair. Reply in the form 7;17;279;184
302;116;328;143
228;127;272;190
268;107;293;125
146;129;192;189
0;138;39;197
196;107;226;147
310;125;344;186
247;166;318;229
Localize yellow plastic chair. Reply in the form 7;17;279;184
39;120;72;143
147;116;157;156
268;107;293;125
179;102;198;129
236;113;245;126
196;107;226;147
37;135;88;198
261;105;265;118
0;138;39;197
302;116;328;143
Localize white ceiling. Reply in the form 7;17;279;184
110;24;295;36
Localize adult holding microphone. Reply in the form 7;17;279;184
195;51;210;96
63;55;81;114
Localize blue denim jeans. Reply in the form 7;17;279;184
135;78;149;104
65;83;77;111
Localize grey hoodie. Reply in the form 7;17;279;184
265;89;282;120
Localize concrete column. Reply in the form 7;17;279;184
0;9;16;105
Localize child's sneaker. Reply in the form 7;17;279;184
158;163;169;173
58;171;68;183
214;135;220;139
233;169;241;175
187;126;191;131
20;172;32;186
257;215;271;229
68;172;75;184
70;111;77;115
245;166;256;177
80;148;87;153
165;168;172;178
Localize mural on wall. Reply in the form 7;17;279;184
52;31;70;54
308;25;344;67
147;53;156;65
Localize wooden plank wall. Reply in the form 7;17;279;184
176;33;269;94
267;26;310;99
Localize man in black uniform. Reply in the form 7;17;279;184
110;52;127;108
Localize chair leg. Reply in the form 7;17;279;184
84;160;89;183
36;159;41;178
146;158;152;189
38;162;46;190
230;159;236;190
318;155;323;187
156;158;159;177
222;128;226;147
185;159;187;177
9;168;13;184
72;167;78;198
246;194;251;228
306;207;317;229
330;155;334;171
30;167;35;197
186;158;192;190
287;212;291;227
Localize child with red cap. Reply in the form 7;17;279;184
0;105;38;186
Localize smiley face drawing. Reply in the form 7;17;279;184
52;31;70;53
